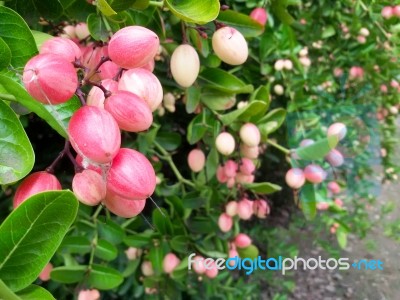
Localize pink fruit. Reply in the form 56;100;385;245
235;172;255;184
68;106;121;164
325;149;344;167
240;144;259;159
228;249;239;266
215;132;236;156
253;199;270;218
237;198;253;220
87;79;118;108
142;59;155;72
393;5;400;17
218;213;233;232
239;158;256;175
170;44;200;87
187;149;206;172
234;233;252;248
225;201;238;216
250;8;268;26
205;261;219;279
316;202;329;210
61;25;76;39
216;165;228;183
163;253;181;274
104;191;146;218
104;91;153;132
108;26;159;69
380;84;388;93
381;6;393;19
212;27;248;65
81;46;105;76
106;148;156;200
99;61;120;80
327;122;347;140
118;68;163;111
285;168;305;189
39;263;53;281
75;22;90;40
333;67;343;77
334;198;343;207
13;171;62;208
141;261;154;276
72;170;106;206
40;37;81;62
224;160;238;178
191;255;206;274
23;54;78;104
125;247;142;260
349;66;364;79
327;181;341;194
226;177;236;188
75;154;102;174
239;123;261;147
304;164;326;184
78;289;100;300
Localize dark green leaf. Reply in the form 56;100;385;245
201;89;236;111
98;220;125;244
182;192;207;209
124;232;153;248
155;131;181;151
0;37;11;70
152;208;173;235
217;10;264;38
61;236;91;254
87;13;118;41
95;239;118;261
185;86;201;114
243;182;282;194
299;183;317;220
97;0;117;16
88;264;123;290
187;113;207;144
165;0;220;25
51;266;87;284
199;68;253;94
295;135;339;160
219;101;268;126
258;108;287;136
170;236;190;254
205;147;219;180
271;0;295;25
17;285;55;300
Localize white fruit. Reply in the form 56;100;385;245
170;44;200;87
216;132;236;155
212;27;248;65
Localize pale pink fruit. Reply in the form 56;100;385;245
75;22;90;40
381;6;393;19
349;66;364;79
359;28;370;37
99;61;120;80
274;84;284;95
391;80;399;88
283;59;293;70
23;54;78;104
13;172;62;208
163;253;181;274
228;249;239;266
330;226;337;234
205;261;219;279
380;85;388;93
285;168;306;189
40;37;81;62
325;149;344;167
304;164;326;184
104;191;146;218
327;181;341;194
118;68;163;111
316;202;329;210
142;59;155;72
215;132;236;156
300;139;315;147
226;177;236;188
240;144;259;159
237;198;253;220
75;154;102;174
72;170;106;206
68;106;121;164
253;199;270;218
299;56;311;67
239;123;261;147
224;160;238;178
141;261;154;276
81;46;105;75
333;67;343;77
212;27;248;65
250;7;268;26
39;263;53;281
334;198;343;207
225;201;238;216
108;26;159;69
357;35;366;44
239;158;256;175
125;247;142;260
187;149;206;172
87;79;118;108
235;172;255;184
327;122;347;140
61;25;77;39
106;148;156;200
218;213;233;232
104;91;153;132
145;287;158;295
393;5;400;17
234;233;252;248
274;59;284;71
192;255;206;274
78;289;100;300
216;165;228;183
170;44;200;87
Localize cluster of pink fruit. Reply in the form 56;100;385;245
381;5;400;19
19;25;165;217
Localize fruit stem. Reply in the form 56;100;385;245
86;80;112;98
75;88;86;106
266;139;290;155
149;1;164;7
46;140;71;174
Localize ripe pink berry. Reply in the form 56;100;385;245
76;154;102;174
325;149;344;167
228;249;239;266
14;171;62;208
239;158;256;175
187;149;206;172
224;160;238;178
106;148;156;200
81;46;105;78
393;5;400;17
327;122;347;140
285;168;306;189
163;253;181;274
191;255;206;274
75;22;90;40
39;263;53;281
235;172;255;184
142;59;155;72
118;68;163;112
40;37;81;62
334;198;343;207
216;165;228;183
108;26;160;69
78;289;100;300
218;213;233;232
68;106;121;164
240;144;259;159
87;79;118;108
170;44;200;87
212;27;248;65
226;177;236;188
239;123;261;147
234;233;252;248
205;261;219;279
72;170;106;206
304;164;326;184
316;202;329;210
215;132;236;156
237;198;253;220
99;60;120;80
141;261;154;276
23;54;78;104
225;201;238;216
253;199;270;218
349;66;364;79
381;6;393;19
250;7;268;26
380;84;388;93
61;25;77;39
104;91;153;132
104;191;146;218
327;181;341;194
125;247;142;260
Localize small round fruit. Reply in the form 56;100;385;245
285;168;306;189
325;149;344;167
304;164;326;184
253;199;269;219
381;6;393;19
205;262;219;279
225;201;238;216
104;191;146;218
240;144;259;159
234;233;252;248
212;27;248;65
224;160;238;178
163;253;181;274
72;169;106;206
40;37;82;62
87;79;118;108
327;122;347;140
141;261;154;276
273;84;284;95
239;158;256;175
187;149;206;172
170;44;200;87
239;123;261;147
327;181;341;194
237;198;253;220
39;263;53;281
218;213;233;232
75;23;90;40
215;132;236;156
250;7;268;26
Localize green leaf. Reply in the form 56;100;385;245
201;89;235;111
31;30;53;50
205;147;218;180
0;279;21;300
322;25;336;39
155;131;181;151
124;232;153;247
299;183;317;220
187;113;207;144
131;0;150;10
295;135;339;161
258;108;287;136
0;191;79;292
87;13;119;41
217;10;264;38
61;236;91;254
88;264;123;290
199;68;254;94
0;37;11;70
219;101;268;126
170;236;190;254
95;239;118;261
243;182;282;194
152;208;173;235
165;0;220;25
0;6;38;69
271;0;295;25
336;227;347;249
0;100;34;184
185;86;201;114
97;0;117;16
17;285;55;300
50;266;87;284
0;74;80;138
98;220;125;244
109;0;141;11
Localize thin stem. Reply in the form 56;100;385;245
149;0;164;7
46;140;71;174
86;80;112;98
83;56;110;82
75;88;86;106
266;139;291;155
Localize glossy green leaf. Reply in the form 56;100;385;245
61;236;91;254
271;0;295;25
0;279;21;300
171;258;189;280
201;89;236;111
299;183;317;220
243;182;282;194
295;135;339;161
31;30;53;50
0;100;34;184
205;147;219;180
97;0;117;16
185;86;201;114
336;227;347;249
131;0;150;10
0;6;38;69
109;0;141;11
152;208;173;235
88;264;123;290
50;266;87;284
0;191;79;291
217;10;264;38
187;113;207;144
155;131;181;151
98;220;125;244
165;0;220;25
87;13;119;41
17;285;55;300
322;25;336;39
124;232;153;247
258;108;287;137
0;37;11;70
95;239;118;261
219;101;268;126
170;236;190;254
199;68;254;94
